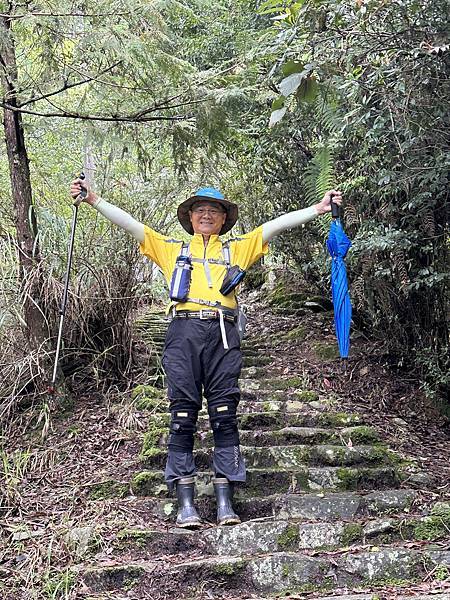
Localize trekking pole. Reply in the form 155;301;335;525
48;174;87;394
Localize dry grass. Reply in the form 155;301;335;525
0;233;163;437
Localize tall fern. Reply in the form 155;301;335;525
314;96;343;135
302;145;335;237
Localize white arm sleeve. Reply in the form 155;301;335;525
262;205;318;243
92;197;145;244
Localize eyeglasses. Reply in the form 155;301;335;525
191;207;225;216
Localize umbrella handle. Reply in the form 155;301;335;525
330;193;340;219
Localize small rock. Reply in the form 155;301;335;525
309;401;326;411
363;518;396;536
408;471;436;487
65;526;96;557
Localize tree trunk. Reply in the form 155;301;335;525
1;16;50;354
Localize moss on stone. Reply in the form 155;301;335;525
277;524;300;550
242;355;272;368
341;425;380;444
313;342;340;360
213;560;245;576
281;564;290;578
261;400;279;413
131;384;164;401
131;384;167;412
131;471;165;496
244;265;266;289
117;529;154;548
268;283;306;307
140;427;168;459
367;446;389;464
89;480;129;500
434;565;450;581
293;390;319;402
319;413;361;427
341;522;363;546
283;326;306;342
288;446;312;466
266;377;305;391
337;467;359;490
414;508;450;541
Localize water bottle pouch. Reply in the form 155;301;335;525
169;254;193;302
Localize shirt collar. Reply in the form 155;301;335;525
191;233;220;246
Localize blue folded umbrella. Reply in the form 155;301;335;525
326;216;352;358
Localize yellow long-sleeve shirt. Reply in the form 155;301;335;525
139;226;269;312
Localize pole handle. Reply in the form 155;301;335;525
330;193;340;219
73;172;87;207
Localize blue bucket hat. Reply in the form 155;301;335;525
177;187;239;235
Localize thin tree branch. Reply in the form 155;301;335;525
0;11;131;20
0;101;194;123
128;97;207;120
16;61;123;108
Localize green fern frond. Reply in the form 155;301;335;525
302;145;335;238
303;145;335;205
314;96;342;135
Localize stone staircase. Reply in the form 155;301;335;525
79;311;450;599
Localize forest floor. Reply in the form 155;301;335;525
1;285;449;599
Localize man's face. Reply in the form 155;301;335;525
189;200;227;236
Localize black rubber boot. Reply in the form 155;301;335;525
175;477;202;529
213;477;241;526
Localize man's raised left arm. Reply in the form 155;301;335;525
262;190;342;244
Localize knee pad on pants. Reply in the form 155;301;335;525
168;408;198;452
209;401;239;448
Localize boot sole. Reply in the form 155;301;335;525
176;520;202;529
218;517;241;526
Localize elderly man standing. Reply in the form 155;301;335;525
70;180;342;528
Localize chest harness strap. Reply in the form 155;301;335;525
171;241;234;350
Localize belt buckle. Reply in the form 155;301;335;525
199;309;209;320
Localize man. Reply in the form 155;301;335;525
70;180;342;527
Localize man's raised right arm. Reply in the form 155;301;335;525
70;178;145;244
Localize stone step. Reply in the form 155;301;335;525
240;377;318;394
242;355;273;368
195;425;380;449
201;513;437;556
274;489;417;520
108;489;417;526
128;465;402;499
146;411;363;431
142;425;380;457
239;425;380;446
79;547;450;595
141;444;392;470
240;366;270;379
89;489;419;526
237;410;363;429
114;510;436;558
239;398;329;413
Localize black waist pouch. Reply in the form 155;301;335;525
220;265;246;296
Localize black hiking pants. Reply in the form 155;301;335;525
162;317;246;491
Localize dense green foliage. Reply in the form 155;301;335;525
0;0;448;410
